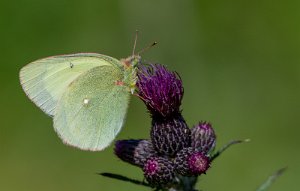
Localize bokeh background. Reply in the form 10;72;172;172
1;0;299;190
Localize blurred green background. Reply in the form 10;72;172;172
0;0;299;190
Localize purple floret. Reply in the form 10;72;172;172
137;64;184;118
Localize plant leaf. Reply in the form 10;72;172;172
210;139;250;162
256;167;287;191
99;172;151;188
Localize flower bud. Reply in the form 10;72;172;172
151;114;191;156
175;147;210;176
143;157;175;186
191;122;216;154
114;139;156;167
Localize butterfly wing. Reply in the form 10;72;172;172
53;65;130;151
19;53;121;116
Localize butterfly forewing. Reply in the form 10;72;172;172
19;53;120;116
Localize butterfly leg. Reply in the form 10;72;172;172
115;80;136;94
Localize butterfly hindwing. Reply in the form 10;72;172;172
53;65;130;151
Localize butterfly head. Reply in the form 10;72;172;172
119;31;157;94
121;55;141;68
121;39;157;68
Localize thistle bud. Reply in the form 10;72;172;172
114;139;156;167
174;147;210;176
191;122;216;154
151;114;191;156
143;157;175;186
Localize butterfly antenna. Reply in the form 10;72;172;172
132;30;139;56
137;41;158;55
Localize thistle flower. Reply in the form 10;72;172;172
106;62;258;191
174;147;210;176
137;64;183;118
143;157;175;186
137;64;190;156
191;122;216;154
114;140;156;167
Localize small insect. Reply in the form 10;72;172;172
19;32;156;151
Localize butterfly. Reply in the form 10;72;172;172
19;34;156;151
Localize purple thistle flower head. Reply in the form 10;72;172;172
114;139;156;167
137;64;184;118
